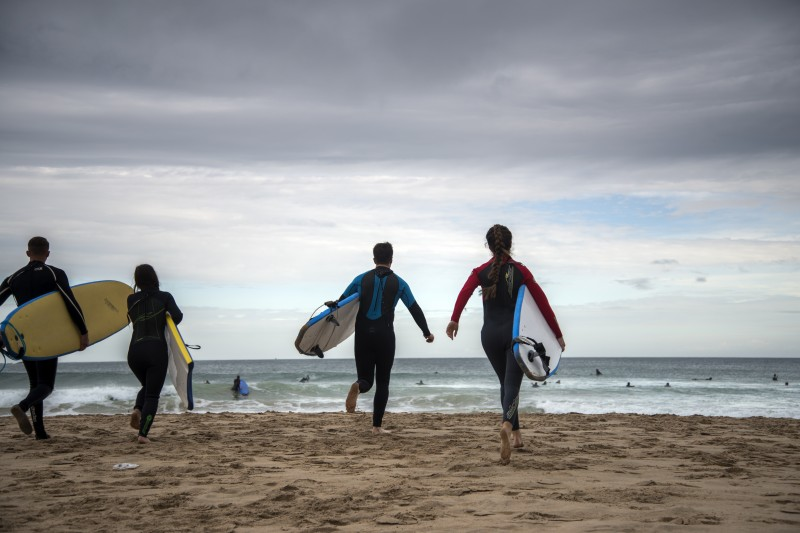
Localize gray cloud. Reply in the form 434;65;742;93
1;0;799;169
616;278;654;291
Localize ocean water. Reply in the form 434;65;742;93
0;357;798;419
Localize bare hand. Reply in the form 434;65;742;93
446;321;459;340
425;334;435;343
79;333;89;351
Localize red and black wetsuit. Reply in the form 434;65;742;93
0;261;87;439
127;290;182;438
451;257;562;430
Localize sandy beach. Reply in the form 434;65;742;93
1;411;799;532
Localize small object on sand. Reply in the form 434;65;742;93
113;463;139;470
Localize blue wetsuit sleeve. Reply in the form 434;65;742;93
397;277;416;308
340;274;363;300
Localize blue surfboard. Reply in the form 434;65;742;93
239;379;249;396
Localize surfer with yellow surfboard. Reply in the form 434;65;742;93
446;225;565;464
0;237;89;440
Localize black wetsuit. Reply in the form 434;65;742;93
341;266;431;427
0;261;87;439
127;290;182;437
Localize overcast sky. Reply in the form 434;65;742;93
1;0;798;362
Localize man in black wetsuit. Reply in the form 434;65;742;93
339;242;434;434
0;237;88;439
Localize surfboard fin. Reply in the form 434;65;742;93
311;346;325;358
514;336;551;376
326;315;340;327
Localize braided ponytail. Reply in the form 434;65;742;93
482;224;512;300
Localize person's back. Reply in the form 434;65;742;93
128;290;180;346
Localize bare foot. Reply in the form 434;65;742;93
372;427;392;435
137;435;151;444
345;382;359;413
130;409;141;430
512;429;524;448
500;424;512;464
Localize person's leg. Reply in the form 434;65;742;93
347;326;377;412
371;325;396;431
138;348;168;441
18;358;57;409
29;359;57;439
127;346;148;430
11;360;38;435
14;359;57;438
481;325;519;463
502;347;524;428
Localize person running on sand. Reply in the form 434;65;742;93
446;224;564;464
0;237;89;440
337;242;434;434
126;264;183;444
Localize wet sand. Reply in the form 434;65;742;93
2;411;799;532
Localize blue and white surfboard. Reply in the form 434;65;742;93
294;293;360;358
512;285;562;381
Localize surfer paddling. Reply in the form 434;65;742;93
337;242;434;434
1;237;89;440
126;265;183;444
446;225;565;464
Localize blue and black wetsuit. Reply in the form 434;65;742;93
341;266;431;428
0;261;87;439
127;290;182;438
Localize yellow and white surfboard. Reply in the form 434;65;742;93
165;314;194;410
0;280;132;360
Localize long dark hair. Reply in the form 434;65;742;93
483;224;512;300
134;264;160;291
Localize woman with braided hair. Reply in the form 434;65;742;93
446;224;565;464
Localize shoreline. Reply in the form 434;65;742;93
2;412;799;532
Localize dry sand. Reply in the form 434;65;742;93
2;411;799;532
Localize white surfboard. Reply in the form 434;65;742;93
165;314;194;410
295;293;360;358
512;285;562;381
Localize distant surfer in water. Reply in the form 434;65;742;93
1;237;89;440
126;264;183;444
232;375;240;393
446;224;565;464
338;242;435;434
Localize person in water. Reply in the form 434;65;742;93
446;224;564;464
126;264;183;444
338;242;434;434
0;237;89;440
232;375;241;392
